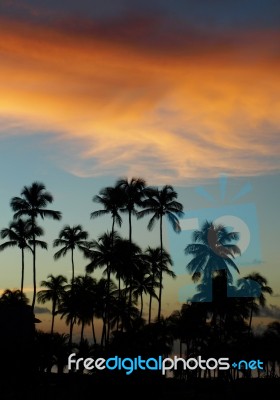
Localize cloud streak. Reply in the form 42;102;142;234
258;304;280;320
0;17;280;184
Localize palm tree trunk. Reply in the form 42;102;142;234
129;210;132;245
101;318;106;347
21;248;24;299
80;321;85;343
116;276;121;331
106;267;111;344
148;294;152;324
31;217;36;312
69;319;74;348
248;300;254;336
71;249;75;283
91;316;97;345
140;292;143;318
51;313;55;337
157;216;163;321
148;273;155;324
70;249;75;343
128;210;133;306
51;298;56;336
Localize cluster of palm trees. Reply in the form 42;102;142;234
0;179;183;342
0;178;278;378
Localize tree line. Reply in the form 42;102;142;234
0;178;278;379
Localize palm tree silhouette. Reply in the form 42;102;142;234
93;277;117;347
116;177;146;244
185;221;242;344
110;294;141;334
85;231;120;343
185;220;240;284
138;185;183;320
37;274;68;335
90;185;125;237
116;177;146;305
72;275;97;344
112;237;141;298
0;288;29;305
57;287;79;347
53;225;89;283
0;218;45;298
10;182;62;311
143;246;175;323
237;272;273;336
51;332;70;374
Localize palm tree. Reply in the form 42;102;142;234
0;218;42;293
53;225;89;283
0;289;29;305
57;287;79;347
116;177;146;244
110;294;141;333
185;220;242;343
71;275;97;344
130;264;158;319
85;231;120;279
51;332;70;374
85;231;120;343
185;220;241;284
93;278;117;347
143;246;175;323
237;272;273;336
90;185;125;237
10;182;62;311
116;177;146;304
112;237;142;299
138;185;183;320
192;275;250;343
37;274;68;335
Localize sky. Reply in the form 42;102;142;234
0;0;280;339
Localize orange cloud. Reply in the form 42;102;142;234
0;18;279;184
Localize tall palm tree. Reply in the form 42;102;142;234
53;225;89;283
10;182;62;311
237;272;273;336
112;237;142;300
130;263;158;319
110;295;141;334
71;275;97;344
85;231;120;279
185;220;241;342
85;231;120;343
138;185;183;320
0;218;43;298
37;274;68;335
116;177;146;244
116;177;146;304
143;246;175;323
185;220;241;284
90;185;125;238
57;288;78;348
93;278;117;347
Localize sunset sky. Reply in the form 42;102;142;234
0;1;279;339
